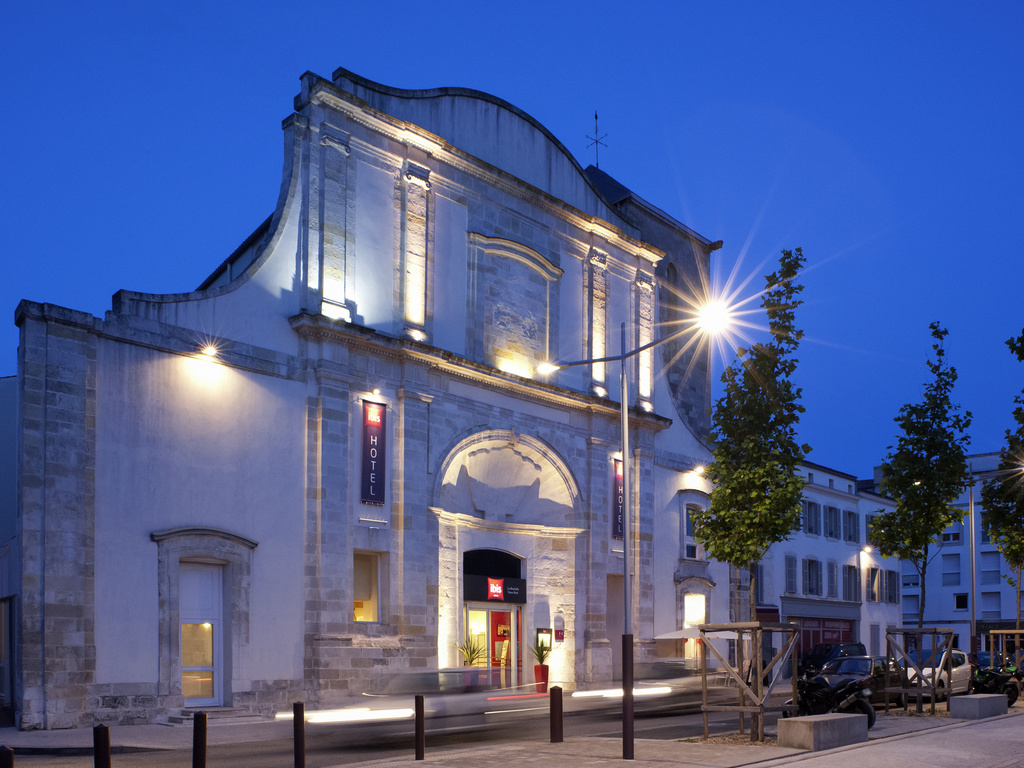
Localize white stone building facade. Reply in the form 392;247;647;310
0;68;724;728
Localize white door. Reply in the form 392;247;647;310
180;563;223;706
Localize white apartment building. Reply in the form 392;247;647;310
757;461;902;659
899;452;1021;653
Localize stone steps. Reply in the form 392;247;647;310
166;708;267;726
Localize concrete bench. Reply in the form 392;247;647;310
778;712;868;751
949;693;1008;719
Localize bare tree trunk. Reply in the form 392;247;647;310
749;564;757;622
1016;565;1021;631
918;553;929;630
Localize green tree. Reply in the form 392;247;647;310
871;323;972;628
692;248;809;621
980;329;1024;631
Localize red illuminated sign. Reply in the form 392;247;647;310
612;458;624;540
365;403;383;426
361;401;387;505
487;578;504;601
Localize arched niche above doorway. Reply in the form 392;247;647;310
435;430;580;527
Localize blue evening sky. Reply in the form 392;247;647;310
2;1;1022;479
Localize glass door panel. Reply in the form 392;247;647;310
181;622;215;699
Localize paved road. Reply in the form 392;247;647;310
5;709;756;767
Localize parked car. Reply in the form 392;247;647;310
817;655;908;707
906;648;972;698
799;642;867;677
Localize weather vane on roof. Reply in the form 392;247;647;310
586;111;607;168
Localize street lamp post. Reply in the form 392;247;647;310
539;310;728;760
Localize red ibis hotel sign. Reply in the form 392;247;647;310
463;574;526;604
361;401;386;505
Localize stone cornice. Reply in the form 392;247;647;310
288;312;672;433
430;507;585;537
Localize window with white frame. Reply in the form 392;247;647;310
802;557;823;596
755;562;767;605
941;521;963;544
785;554;797;594
803;501;822;535
825;507;841;539
827;560;838;598
982;591;1001;621
981;513;991;545
866;567;880;602
941;553;961;587
884;570;900;603
903;594;920;624
843;510;859;543
902;561;920;588
954;593;968;611
981;551;1001;585
842;564;860;602
683;503;701;559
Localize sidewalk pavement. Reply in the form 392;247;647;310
0;709;1020;767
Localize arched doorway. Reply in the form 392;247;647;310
463;550;525;687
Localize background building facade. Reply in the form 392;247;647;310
899;452;1022;653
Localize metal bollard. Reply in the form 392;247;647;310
293;702;305;768
93;724;111;768
0;745;13;768
414;694;425;760
549;685;563;743
192;711;207;768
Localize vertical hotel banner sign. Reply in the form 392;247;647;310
361;401;386;505
612;458;624;539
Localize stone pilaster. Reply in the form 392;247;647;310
16;303;97;729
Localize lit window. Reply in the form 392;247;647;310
354;552;380;622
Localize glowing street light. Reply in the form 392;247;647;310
537;300;732;760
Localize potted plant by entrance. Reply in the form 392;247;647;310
457;635;487;685
457;635;486;665
530;640;552;693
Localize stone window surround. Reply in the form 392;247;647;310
150;527;259;701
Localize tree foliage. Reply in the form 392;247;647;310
980;328;1024;630
691;248;809;621
871;323;972;628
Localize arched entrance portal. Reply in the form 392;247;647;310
463;550;524;687
432;429;583;689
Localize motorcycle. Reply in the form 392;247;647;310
784;674;876;728
970;665;1020;706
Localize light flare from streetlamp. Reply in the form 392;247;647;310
696;300;733;336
